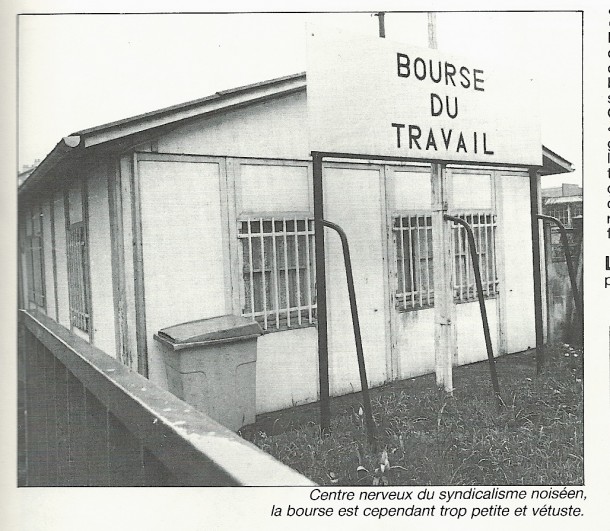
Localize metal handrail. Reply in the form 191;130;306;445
19;310;314;486
320;220;378;450
445;215;503;409
537;214;583;335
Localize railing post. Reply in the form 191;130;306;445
445;215;503;409
543;221;554;341
529;168;545;373
313;152;331;436
321;220;377;451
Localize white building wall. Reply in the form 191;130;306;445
53;190;70;329
41;200;56;320
450;170;501;364
455;300;500;365
119;155;139;370
233;159;318;413
255;328;319;413
157;92;309;160
496;171;536;353
16;90;545;417
324;165;390;395
395;309;436;379
390;167;436;380
138;159;229;388
153;92;541;402
86;166;117;357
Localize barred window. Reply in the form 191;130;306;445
393;212;498;309
393;214;434;310
544;205;570;227
238;218;316;331
25;209;46;309
67;221;91;333
451;212;498;302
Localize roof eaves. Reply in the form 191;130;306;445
18;136;81;196
19;73;307;197
541;145;574;175
74;72;307;144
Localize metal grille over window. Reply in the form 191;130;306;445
393;214;434;310
67;222;90;332
25;210;46;309
451;212;498;302
238;218;316;330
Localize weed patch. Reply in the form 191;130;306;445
241;344;583;486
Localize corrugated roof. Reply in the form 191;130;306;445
543;196;582;205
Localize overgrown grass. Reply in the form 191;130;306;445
240;344;583;486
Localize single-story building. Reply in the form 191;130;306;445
18;72;573;422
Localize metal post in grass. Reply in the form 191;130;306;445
313;152;331;437
444;215;503;409
321;219;378;451
529;169;545;374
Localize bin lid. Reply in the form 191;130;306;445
156;315;262;346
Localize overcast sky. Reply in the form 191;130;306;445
17;11;582;186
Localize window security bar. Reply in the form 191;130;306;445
393;214;434;310
445;214;502;410
451;212;498;303
26;234;46;308
238;218;317;331
67;222;90;333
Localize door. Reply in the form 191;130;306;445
324;164;391;395
138;158;229;386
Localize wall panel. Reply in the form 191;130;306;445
497;172;536;353
324;165;389;395
53;192;70;328
87;167;116;357
138;160;228;387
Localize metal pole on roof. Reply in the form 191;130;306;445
427;12;438;49
375;12;386;38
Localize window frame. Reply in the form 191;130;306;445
66;220;91;334
64;180;93;341
450;210;499;304
237;214;317;332
392;211;434;311
24;205;47;311
390;166;500;311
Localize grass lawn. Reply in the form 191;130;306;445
240;344;583;486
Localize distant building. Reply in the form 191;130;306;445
542;183;582;229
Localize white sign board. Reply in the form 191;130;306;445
306;25;542;166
